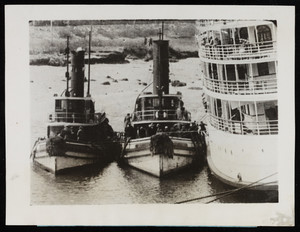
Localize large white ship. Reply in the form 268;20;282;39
196;20;278;190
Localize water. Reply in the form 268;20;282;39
30;58;277;204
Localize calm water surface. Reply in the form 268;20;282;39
31;162;277;204
30;59;277;204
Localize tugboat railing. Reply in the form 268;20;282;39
132;109;191;121
204;76;277;95
49;112;96;123
209;114;278;135
199;41;276;61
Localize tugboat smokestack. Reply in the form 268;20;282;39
70;49;85;97
153;40;169;95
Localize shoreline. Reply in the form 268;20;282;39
30;49;199;66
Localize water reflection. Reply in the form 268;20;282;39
31;161;278;205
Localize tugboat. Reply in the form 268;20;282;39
196;20;278;190
118;25;205;177
31;35;119;174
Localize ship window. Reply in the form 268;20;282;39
89;100;95;113
240;104;250;115
55;100;62;110
212;64;218;79
144;98;153;109
233;28;240;44
171;99;175;107
239;27;248;40
265;107;278;120
61;100;67;111
226;65;236;81
162;98;178;109
208;64;213;79
209;63;218;80
221;29;233;45
68;101;74;110
257;25;272;42
237;64;247;80
241;105;246;114
215;99;222;117
257;62;269;76
222;65;226;81
66;100;85;112
135;99;142;111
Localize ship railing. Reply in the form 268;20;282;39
132;109;191;121
204;77;277;95
49;112;96;123
199;41;276;61
210;115;278;135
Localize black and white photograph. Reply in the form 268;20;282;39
5;5;295;226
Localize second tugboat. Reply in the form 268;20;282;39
118;24;206;177
31;35;119;174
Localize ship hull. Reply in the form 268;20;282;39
206;125;278;191
32;139;112;174
121;136;200;177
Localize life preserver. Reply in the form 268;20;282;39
163;111;168;118
155;111;159;119
46;136;66;156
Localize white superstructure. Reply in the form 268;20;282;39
196;20;278;190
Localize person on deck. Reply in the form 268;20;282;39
182;107;190;120
198;121;207;136
156;124;163;133
69;126;76;140
164;126;169;133
176;106;184;120
124;113;132;128
60;125;72;140
138;126;146;138
125;123;136;139
77;126;85;141
148;123;156;136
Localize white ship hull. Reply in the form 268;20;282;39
206;125;278;190
122;136;199;177
32;139;109;174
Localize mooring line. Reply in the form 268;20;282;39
175;173;277;204
205;173;278;204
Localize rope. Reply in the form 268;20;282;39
175;180;277;204
132;81;153;113
199;113;208;122
121;137;131;158
30;138;40;158
205;172;278;204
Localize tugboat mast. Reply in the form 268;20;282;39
87;30;92;97
65;36;70;97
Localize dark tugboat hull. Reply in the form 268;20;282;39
32;139;113;174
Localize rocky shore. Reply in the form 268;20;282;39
30;48;199;66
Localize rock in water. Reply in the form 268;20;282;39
171;80;187;87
